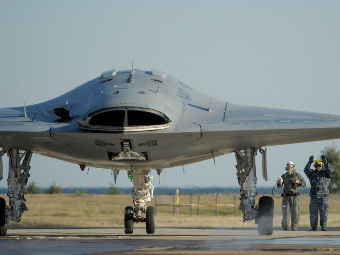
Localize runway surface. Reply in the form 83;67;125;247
1;227;340;254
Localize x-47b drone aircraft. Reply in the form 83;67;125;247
1;68;340;236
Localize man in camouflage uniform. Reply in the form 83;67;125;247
304;155;334;231
277;161;306;231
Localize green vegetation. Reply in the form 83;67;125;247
321;145;340;193
0;193;340;228
25;181;40;194
76;189;87;195
106;183;122;195
44;182;62;194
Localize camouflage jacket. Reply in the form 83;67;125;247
304;162;334;198
277;171;306;194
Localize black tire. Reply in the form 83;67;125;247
257;196;274;236
124;206;134;234
0;197;7;236
146;206;155;234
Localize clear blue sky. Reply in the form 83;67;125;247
0;1;340;189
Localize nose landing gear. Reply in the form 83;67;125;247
124;169;155;234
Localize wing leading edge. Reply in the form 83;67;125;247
198;103;340;151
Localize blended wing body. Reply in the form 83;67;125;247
1;69;340;170
2;68;340;236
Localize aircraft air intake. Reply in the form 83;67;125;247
78;107;172;132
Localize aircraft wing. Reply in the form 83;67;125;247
0;107;55;150
196;103;340;151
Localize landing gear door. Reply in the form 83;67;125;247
259;147;268;181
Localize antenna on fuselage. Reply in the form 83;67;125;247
128;58;135;84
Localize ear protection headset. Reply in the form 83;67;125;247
285;161;296;171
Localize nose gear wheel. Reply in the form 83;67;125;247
146;206;155;234
124;206;134;234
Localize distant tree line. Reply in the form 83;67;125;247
26;181;62;194
25;182;123;195
322;145;340;193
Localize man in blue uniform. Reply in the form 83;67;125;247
304;155;334;231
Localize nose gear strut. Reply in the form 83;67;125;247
124;169;155;234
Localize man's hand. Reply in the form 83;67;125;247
308;155;314;164
292;180;300;184
321;155;328;164
278;177;283;185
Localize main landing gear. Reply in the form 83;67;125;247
124;169;155;234
235;148;274;235
0;149;33;236
0;197;7;236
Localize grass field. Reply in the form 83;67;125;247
1;193;340;228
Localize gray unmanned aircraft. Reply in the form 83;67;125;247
1;68;340;236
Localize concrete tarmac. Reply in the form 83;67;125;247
1;227;340;255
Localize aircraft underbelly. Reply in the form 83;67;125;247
44;131;215;169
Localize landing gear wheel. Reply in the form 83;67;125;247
257;196;274;235
146;206;155;234
124;206;134;234
0;197;7;236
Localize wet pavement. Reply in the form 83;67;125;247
251;237;340;245
0;227;340;254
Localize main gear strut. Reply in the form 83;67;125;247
235;148;258;220
7;149;32;222
0;149;32;236
234;147;274;235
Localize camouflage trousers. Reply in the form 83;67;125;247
309;196;329;229
281;196;300;231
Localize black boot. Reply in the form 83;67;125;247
310;227;317;231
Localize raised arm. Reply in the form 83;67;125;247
304;155;314;179
322;155;335;179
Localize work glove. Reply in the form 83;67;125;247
321;155;328;164
308;155;314;164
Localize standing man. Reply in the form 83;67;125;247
277;161;306;231
304;155;334;231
